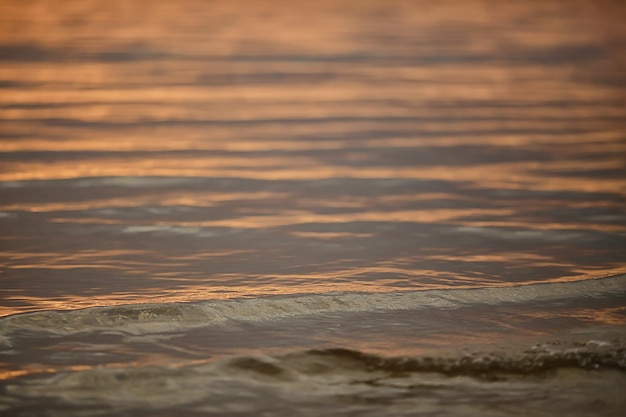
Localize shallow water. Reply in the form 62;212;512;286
1;0;626;415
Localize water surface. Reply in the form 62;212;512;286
1;0;625;415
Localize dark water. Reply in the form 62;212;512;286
1;0;626;415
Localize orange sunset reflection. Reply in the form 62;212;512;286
1;0;625;320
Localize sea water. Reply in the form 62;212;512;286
0;0;625;415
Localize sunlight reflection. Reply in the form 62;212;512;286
0;191;287;212
1;0;624;322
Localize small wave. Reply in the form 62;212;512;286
295;345;626;376
1;274;624;338
3;343;625;415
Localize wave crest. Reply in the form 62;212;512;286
1;274;624;338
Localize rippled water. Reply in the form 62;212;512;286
1;0;625;415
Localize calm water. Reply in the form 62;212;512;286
1;0;625;415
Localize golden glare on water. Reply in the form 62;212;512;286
1;4;626;415
0;0;625;319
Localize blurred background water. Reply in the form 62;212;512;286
1;0;625;314
0;0;625;415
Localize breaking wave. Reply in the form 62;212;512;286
1;274;625;338
3;344;625;416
